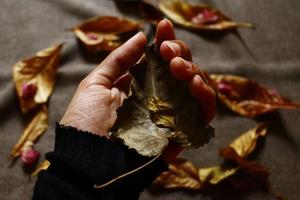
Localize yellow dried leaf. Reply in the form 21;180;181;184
154;158;201;189
13;44;63;114
11;105;48;157
229;123;267;158
31;160;50;177
210;74;300;117
73;16;142;53
158;0;253;31
199;166;238;185
155;124;268;189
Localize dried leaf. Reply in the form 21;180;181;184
155;124;268;189
219;147;269;183
211;74;300;117
154;158;201;189
198;165;238;185
13;44;63;114
73;16;142;53
218;124;270;185
111;44;214;157
228;123;267;157
158;0;253;31
139;1;164;24
31;160;50;176
11;105;48;158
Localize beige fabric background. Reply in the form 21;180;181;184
0;0;300;199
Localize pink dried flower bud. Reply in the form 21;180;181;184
86;32;99;40
192;9;219;25
218;82;233;94
269;88;279;96
21;147;40;167
21;83;37;98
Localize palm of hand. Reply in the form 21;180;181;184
60;20;215;138
61;82;126;135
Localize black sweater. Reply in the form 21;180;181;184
32;124;168;200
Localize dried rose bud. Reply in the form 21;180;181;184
86;32;99;40
218;82;233;94
21;146;40;167
269;88;279;96
192;9;219;25
21;83;37;98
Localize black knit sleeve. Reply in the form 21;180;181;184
32;123;168;200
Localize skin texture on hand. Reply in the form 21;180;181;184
60;19;216;139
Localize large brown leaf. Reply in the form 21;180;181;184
13;44;63;114
73;16;142;53
154;158;201;189
158;0;253;31
210;74;300;117
11;105;48;158
111;44;214;157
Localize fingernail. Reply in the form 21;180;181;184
165;41;181;56
194;74;205;86
163;18;172;25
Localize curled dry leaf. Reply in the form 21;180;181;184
198;165;238;185
111;43;214;157
210;74;300;117
73;16;142;53
13;44;63;114
227;123;267;157
158;0;253;31
11;105;48;158
31;160;50;177
201;123;269;186
219;147;269;183
155;124;268;189
154;158;201;189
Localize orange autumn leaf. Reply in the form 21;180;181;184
13;44;63;114
158;0;253;31
11;105;48;158
210;74;300;117
154;157;201;189
73;16;142;53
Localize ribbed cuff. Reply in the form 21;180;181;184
46;123;168;192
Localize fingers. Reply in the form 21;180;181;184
90;32;147;88
155;19;175;46
160;40;192;62
189;75;216;123
156;19;215;122
170;57;216;122
170;57;199;80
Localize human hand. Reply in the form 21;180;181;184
60;19;216;139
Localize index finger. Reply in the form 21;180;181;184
89;31;147;88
